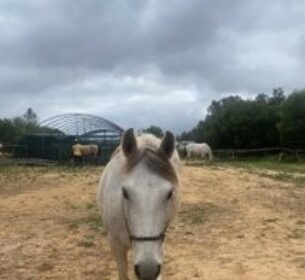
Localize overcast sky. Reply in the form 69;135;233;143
0;0;305;133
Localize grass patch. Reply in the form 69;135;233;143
67;213;103;232
78;235;95;247
68;221;80;230
214;156;305;173
179;202;222;225
84;200;104;231
296;220;305;226
0;164;103;175
86;202;95;210
288;228;305;239
86;212;104;231
68;202;103;231
37;261;55;271
260;172;305;184
185;160;216;168
185;156;305;184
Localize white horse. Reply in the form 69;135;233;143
97;129;180;280
186;142;213;160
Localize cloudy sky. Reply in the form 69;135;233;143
0;0;305;133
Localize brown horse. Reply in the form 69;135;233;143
72;143;100;165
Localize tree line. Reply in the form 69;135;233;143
2;88;305;151
180;88;305;150
0;108;55;146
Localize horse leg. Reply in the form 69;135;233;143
209;152;213;161
109;236;129;280
199;151;204;159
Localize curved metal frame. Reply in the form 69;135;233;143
40;113;124;136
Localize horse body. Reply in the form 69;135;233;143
72;143;99;157
186;142;213;160
72;144;99;165
97;129;180;280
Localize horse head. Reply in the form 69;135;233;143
120;129;179;280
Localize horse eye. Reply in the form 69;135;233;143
122;188;129;200
166;190;173;200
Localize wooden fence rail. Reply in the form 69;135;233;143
213;147;305;160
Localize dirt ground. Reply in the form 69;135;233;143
0;164;304;280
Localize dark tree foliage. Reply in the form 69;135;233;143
23;108;38;124
142;125;163;138
0;108;42;145
278;90;305;149
180;90;289;149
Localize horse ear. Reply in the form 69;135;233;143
159;131;175;158
121;128;137;158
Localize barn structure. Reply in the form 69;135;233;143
14;113;124;164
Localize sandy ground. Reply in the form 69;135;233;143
0;164;304;280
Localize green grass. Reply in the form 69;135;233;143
218;157;305;173
67;212;104;233
179;202;222;225
218;157;305;184
185;156;305;184
67;202;104;232
78;235;96;247
85;211;104;231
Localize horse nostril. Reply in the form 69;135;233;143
134;264;140;278
155;264;161;278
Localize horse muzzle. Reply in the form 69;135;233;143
134;261;161;280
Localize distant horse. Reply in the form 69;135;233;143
176;140;194;158
186;142;213;160
72;143;99;164
97;129;180;280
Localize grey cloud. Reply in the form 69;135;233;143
0;0;305;132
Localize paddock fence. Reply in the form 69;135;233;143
213;147;305;160
178;145;305;160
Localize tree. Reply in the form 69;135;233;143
142;125;163;138
270;88;285;106
278;90;305;148
180;92;283;149
0;108;40;145
23;108;38;124
255;93;269;104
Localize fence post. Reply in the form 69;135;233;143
296;150;299;160
277;152;283;162
231;151;235;159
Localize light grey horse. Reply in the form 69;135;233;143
97;129;180;280
186;142;213;160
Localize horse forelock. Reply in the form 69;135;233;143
117;134;178;184
125;147;179;185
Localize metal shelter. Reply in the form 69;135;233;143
14;113;124;164
39;113;124;136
